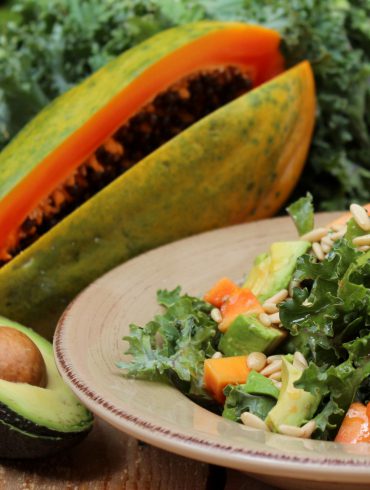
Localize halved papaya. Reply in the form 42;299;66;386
0;22;315;338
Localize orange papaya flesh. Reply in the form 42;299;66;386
335;402;370;444
203;277;239;308
219;288;264;333
204;355;250;404
0;54;315;337
0;22;284;265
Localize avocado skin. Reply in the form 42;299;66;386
0;419;90;459
218;314;285;356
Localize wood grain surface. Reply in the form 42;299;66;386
0;418;276;489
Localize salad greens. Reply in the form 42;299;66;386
280;233;369;364
117;286;220;404
119;197;370;441
223;372;279;422
286;193;314;236
1;0;370;210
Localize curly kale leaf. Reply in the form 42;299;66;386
117;288;219;401
295;334;370;439
280;235;369;364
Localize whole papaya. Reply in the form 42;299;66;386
0;22;315;338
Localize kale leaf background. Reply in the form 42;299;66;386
0;0;369;210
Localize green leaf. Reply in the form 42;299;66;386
222;383;276;422
117;288;219;401
280;238;367;363
243;370;280;399
286;193;314;236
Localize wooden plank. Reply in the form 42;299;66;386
0;418;209;489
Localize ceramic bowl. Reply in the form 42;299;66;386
54;213;370;490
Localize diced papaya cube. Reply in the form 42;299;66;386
204;355;250;404
203;277;239;308
219;288;264;333
335;402;370;444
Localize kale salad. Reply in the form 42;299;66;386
119;196;370;443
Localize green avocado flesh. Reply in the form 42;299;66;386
0;316;93;458
243;241;310;301
218;314;285;356
265;357;319;432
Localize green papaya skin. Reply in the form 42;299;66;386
0;57;314;338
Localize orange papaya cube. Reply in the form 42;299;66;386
203;277;239;308
335;402;370;444
219;288;264;333
204;355;250;404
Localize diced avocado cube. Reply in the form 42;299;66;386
265;357;321;432
218;314;286;357
243;241;310;302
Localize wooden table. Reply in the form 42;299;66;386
0;418;277;489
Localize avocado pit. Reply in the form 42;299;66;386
0;326;47;387
0;65;252;265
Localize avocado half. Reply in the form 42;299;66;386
0;317;93;458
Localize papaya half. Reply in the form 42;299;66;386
0;22;315;338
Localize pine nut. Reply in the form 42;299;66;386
320;240;332;254
330;227;347;241
260;360;282;376
293;351;308;369
300;228;328;242
212;351;222;359
268;312;280;324
247;352;267;372
264;289;288;305
262;303;279;314
321;235;334;246
278;424;305;437
353;234;370;247
301;420;316;438
293;359;307;371
267;355;282;364
359;245;370;252
350;204;370;231
240;412;269;431
269;371;282;381
210;307;222;323
259;313;272;327
312;242;325;261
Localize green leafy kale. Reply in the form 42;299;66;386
295;334;370;439
117;287;219;404
223;371;279;422
280;235;369;364
1;0;369;210
286;192;314;236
